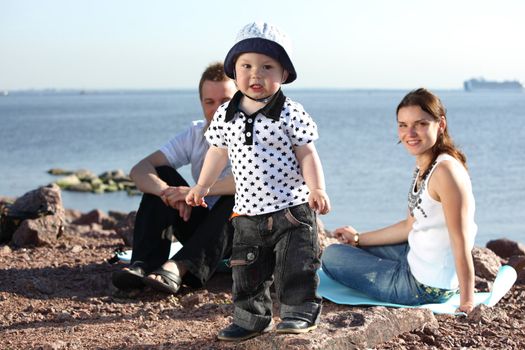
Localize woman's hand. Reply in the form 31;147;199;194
457;301;474;314
333;226;359;246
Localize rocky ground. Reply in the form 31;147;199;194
1;186;524;349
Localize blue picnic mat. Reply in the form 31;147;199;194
116;242;183;263
116;242;231;272
318;265;517;315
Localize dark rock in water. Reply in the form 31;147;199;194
98;169;129;182
74;169;98;181
51;168;137;194
54;175;82;190
67;182;93;192
472;246;501;281
47;168;74;176
115;211;136;246
126;188;142;196
487;238;525;259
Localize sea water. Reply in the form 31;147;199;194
1;89;524;245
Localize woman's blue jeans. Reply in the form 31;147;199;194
321;243;446;305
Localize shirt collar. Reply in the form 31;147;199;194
224;89;286;122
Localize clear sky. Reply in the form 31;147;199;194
1;0;524;90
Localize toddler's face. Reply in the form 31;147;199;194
234;52;288;100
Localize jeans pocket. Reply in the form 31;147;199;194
229;245;259;267
230;245;263;292
284;204;314;231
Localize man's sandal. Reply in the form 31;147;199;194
142;267;182;294
112;261;147;290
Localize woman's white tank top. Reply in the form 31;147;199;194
407;153;477;289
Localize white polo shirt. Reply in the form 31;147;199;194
160;120;231;208
205;90;318;215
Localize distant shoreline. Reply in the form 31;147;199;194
1;87;469;95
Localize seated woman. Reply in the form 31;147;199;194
322;88;477;313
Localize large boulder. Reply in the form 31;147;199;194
486;238;525;259
8;184;64;218
115;211;136;246
472;246;501;281
12;214;64;246
8;184;65;246
240;307;438;350
507;255;525;284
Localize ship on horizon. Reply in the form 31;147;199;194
464;77;523;92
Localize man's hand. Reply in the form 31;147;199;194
160;186;190;207
159;186;193;221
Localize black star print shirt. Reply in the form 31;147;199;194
206;90;319;215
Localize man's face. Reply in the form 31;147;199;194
200;79;237;123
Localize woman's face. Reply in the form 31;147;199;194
397;105;443;158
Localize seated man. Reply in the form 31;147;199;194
112;62;237;294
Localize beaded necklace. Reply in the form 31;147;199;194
408;161;436;218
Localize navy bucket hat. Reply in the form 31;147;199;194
224;22;296;84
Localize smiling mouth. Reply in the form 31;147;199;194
406;140;420;146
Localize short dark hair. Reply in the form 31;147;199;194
198;62;229;100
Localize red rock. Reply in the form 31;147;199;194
64;208;83;223
487;238;525;259
115;211;136;246
507;255;525;284
472;246;501;280
72;209;107;226
2;185;65;244
9;184;64;219
12;214;64;247
108;210;129;222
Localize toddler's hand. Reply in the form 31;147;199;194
308;189;331;215
185;184;210;208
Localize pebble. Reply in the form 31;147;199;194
0;245;12;255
